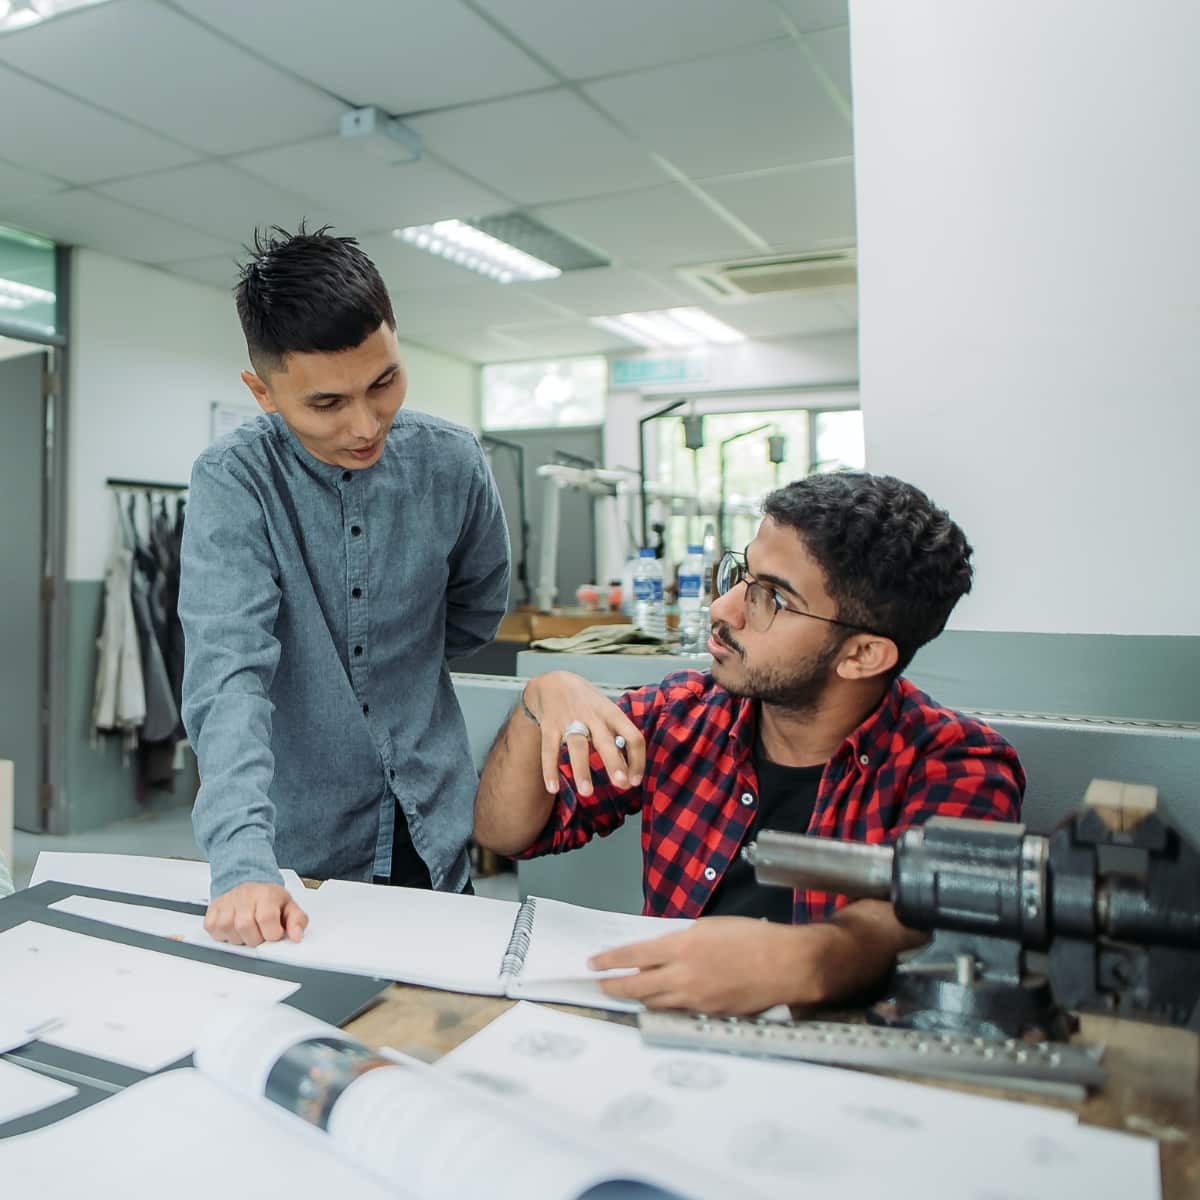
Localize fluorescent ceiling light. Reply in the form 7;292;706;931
0;278;53;307
589;307;746;349
0;0;114;34
394;220;561;284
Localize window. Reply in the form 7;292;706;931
482;357;606;429
0;224;57;339
654;407;864;562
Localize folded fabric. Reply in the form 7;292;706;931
529;623;669;654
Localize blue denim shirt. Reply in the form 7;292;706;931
179;411;510;898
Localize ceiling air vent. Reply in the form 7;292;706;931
678;250;856;302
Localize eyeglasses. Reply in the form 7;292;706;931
715;550;886;638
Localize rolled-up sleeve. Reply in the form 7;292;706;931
179;452;285;898
444;444;510;661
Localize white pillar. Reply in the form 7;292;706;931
850;1;1200;636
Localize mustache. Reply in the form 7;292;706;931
711;622;745;658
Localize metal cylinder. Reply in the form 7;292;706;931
744;830;895;899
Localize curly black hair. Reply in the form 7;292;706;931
762;471;973;674
235;223;395;376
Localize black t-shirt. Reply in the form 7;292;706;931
703;738;825;923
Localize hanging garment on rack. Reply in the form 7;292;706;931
151;495;186;716
92;497;146;745
126;496;180;750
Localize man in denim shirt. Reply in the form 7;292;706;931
180;227;510;946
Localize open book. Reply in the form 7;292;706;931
0;1003;684;1200
51;879;693;1013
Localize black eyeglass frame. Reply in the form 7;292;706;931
715;549;889;639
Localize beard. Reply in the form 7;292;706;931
710;621;845;714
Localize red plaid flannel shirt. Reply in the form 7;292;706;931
521;671;1025;923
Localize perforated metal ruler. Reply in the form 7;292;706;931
637;1012;1106;1099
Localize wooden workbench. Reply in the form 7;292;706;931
344;984;1199;1199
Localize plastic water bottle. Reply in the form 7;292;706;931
700;522;718;635
633;548;665;640
677;544;705;653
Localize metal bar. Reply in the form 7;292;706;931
743;829;895;898
105;477;189;493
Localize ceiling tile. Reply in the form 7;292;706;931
157;254;241;291
230;137;510;234
173;0;554;112
0;0;343;156
475;0;787;79
96;163;358;243
390;279;571;332
709;292;856;339
776;0;849;34
0;189;231;263
0;156;68;206
534;184;757;269
0;64;198;183
806;24;852;105
526;266;691;316
408;89;667;206
584;42;852;176
701;160;856;252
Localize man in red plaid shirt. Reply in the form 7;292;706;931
475;472;1023;1015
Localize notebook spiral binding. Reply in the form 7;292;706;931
499;896;538;979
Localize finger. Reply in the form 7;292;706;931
540;727;561;795
593;728;631;789
233;909;265;948
598;963;682;1002
205;903;233;941
256;898;286;943
590;931;682;972
615;718;646;785
563;731;595;796
283;900;309;943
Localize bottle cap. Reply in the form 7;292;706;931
639;547;656;557
687;545;702;554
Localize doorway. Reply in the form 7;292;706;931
0;343;49;831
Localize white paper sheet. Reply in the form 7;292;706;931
439;1004;1161;1200
29;851;306;906
0;1069;400;1200
53;884;523;995
0;999;63;1054
0;1060;77;1125
0;921;298;1072
52;886;690;1013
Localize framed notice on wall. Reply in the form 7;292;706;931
210;402;260;444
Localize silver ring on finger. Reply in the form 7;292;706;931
562;719;591;741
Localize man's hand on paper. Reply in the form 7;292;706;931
588;916;835;1015
205;882;309;947
521;671;645;797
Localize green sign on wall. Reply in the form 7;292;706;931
610;352;709;389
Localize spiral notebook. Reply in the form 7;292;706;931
51;880;694;1014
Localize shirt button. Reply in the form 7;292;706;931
703;866;717;881
351;524;362;537
341;471;352;482
740;792;754;806
859;754;870;767
362;703;370;715
353;645;363;657
352;587;362;599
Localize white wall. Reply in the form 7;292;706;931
67;251;478;580
851;1;1200;636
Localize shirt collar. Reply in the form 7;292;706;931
267;413;346;484
724;675;908;770
842;675;908;767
